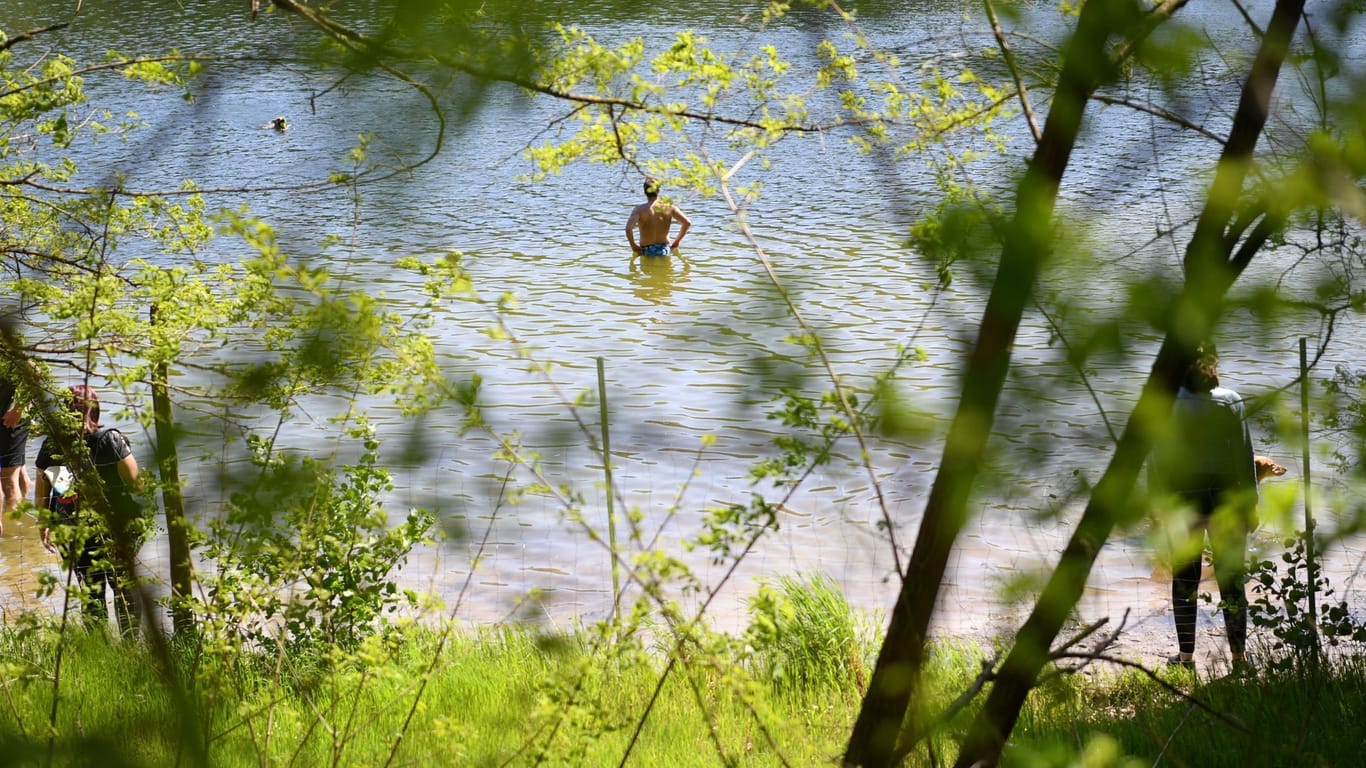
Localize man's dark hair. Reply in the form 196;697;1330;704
1182;354;1220;393
643;178;660;198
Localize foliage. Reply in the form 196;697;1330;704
1004;655;1366;768
212;207;448;416
744;572;872;693
1248;533;1366;670
0;622;873;767
188;422;433;652
7;2;1366;767
1322;362;1366;474
0;23;460;768
10;620;1366;767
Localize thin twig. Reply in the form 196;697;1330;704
984;0;1041;144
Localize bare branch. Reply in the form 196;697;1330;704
0;22;70;54
984;0;1041;144
1091;93;1227;144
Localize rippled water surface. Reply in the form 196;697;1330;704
4;1;1365;641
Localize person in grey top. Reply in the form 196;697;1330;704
1150;350;1258;672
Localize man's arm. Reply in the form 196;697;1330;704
670;206;691;249
0;378;19;429
2;403;21;429
625;207;641;253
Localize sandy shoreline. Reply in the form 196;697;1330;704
4;498;1358;686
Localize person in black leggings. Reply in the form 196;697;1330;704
1151;350;1259;672
1169;484;1251;669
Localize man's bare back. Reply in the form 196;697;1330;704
626;178;691;255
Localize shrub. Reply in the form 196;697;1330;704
189;423;434;653
744;572;871;692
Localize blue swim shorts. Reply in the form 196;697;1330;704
641;243;670;257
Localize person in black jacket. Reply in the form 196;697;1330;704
1151;352;1260;672
37;385;144;634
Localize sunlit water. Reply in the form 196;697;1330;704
3;1;1365;653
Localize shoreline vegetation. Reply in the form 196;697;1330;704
2;573;1365;767
6;2;1366;766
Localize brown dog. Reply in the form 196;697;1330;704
1151;455;1287;582
1255;455;1287;483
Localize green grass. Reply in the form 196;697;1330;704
0;622;864;767
1003;658;1366;768
744;572;875;692
2;583;1365;767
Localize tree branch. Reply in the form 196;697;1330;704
984;0;1041;145
845;1;1141;762
953;0;1307;764
1091;93;1227;144
0;22;70;54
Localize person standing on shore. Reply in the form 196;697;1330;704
0;374;31;536
37;385;145;634
1150;349;1260;673
626;177;691;257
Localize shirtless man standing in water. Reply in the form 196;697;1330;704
626;177;691;256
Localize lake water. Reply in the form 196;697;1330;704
2;1;1365;652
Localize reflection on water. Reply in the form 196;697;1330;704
629;252;691;305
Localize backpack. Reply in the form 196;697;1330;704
42;427;131;527
44;462;80;524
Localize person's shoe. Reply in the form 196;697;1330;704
1167;654;1196;671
